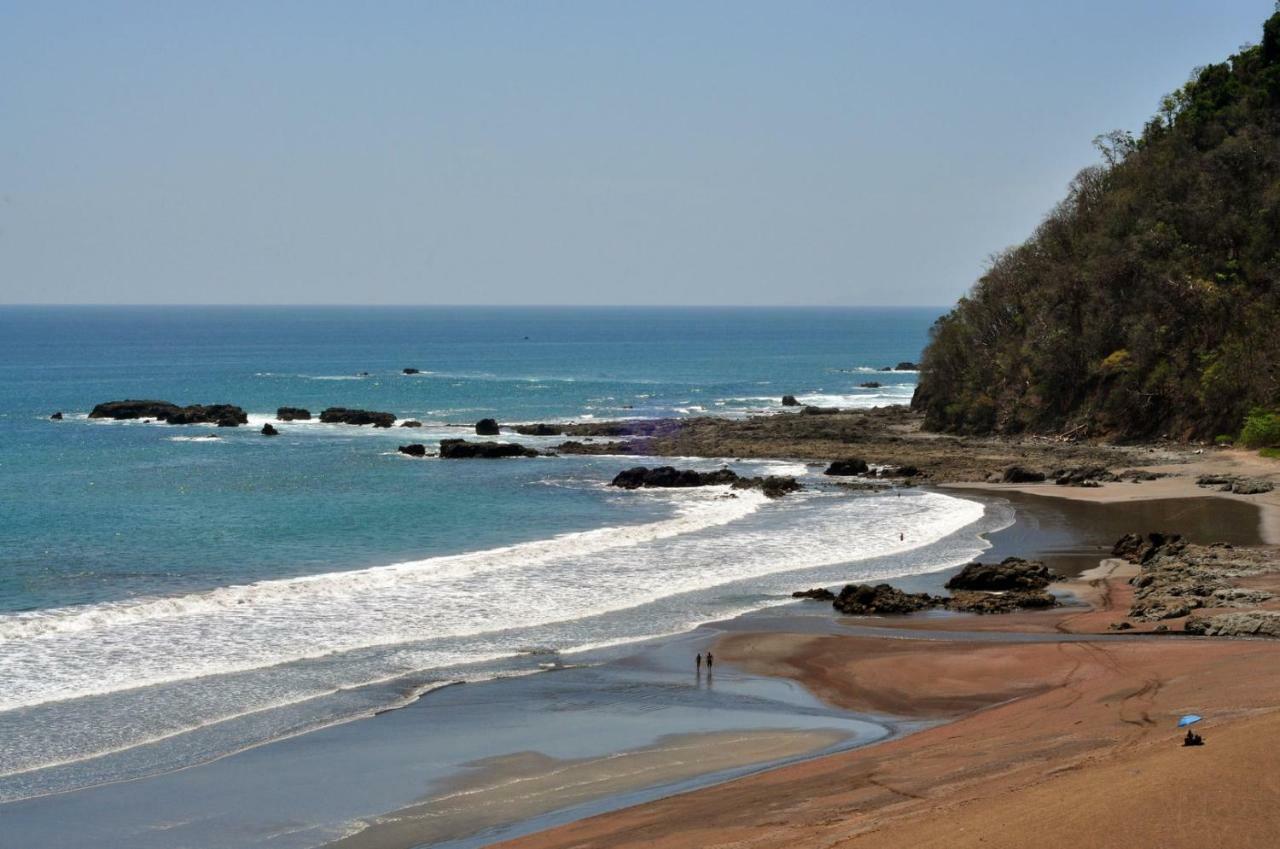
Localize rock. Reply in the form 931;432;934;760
1001;465;1046;483
1184;611;1280;638
781;395;800;407
475;418;500;436
1053;466;1115;486
945;590;1057;614
945;557;1057;591
398;443;427;457
1111;532;1184;564
438;439;538;459
833;583;939;615
513;423;564;436
735;475;803;499
859;381;882;388
801;405;840;415
1117;469;1166;482
1232;478;1275;495
824;458;869;476
792;588;836;601
90;400;182;420
50;411;63;420
276;407;312;421
894;361;918;371
90;399;248;426
610;466;739;489
403;368;420;375
261;423;279;436
882;464;920;478
319;408;396;428
1109;620;1134;631
399;420;422;428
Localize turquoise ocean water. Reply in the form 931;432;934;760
0;306;1000;801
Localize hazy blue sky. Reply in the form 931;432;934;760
1;1;1273;305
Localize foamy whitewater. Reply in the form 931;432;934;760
0;306;973;801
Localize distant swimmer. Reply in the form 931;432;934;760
900;532;904;541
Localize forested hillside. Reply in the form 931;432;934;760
913;11;1280;442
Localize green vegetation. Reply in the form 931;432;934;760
914;11;1280;441
1240;407;1280;448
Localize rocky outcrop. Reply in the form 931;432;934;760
1112;532;1184;565
403;368;421;375
734;475;803;498
1053;466;1114;487
438;439;538;459
1001;466;1046;483
801;405;840;415
398;443;428;457
781;395;800;407
513;423;564;436
945;590;1057;614
261;423;279;436
1114;534;1278;621
1196;474;1275;494
276;407;311;421
319;408;396;428
50;411;63;420
833;583;938;615
945;557;1058;591
792;588;836;601
475;418;500;436
1185;611;1280;638
859;381;882;388
880;464;921;478
824;458;869;476
399;420;422;428
611;466;739;489
894;361;918;371
89;400;248;427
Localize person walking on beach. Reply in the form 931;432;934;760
706;652;714;671
696;653;703;672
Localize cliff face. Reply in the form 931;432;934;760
914;13;1280;441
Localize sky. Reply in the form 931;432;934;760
0;1;1274;306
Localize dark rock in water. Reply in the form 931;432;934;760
90;400;182;420
734;475;802;499
399;420;422;428
513;423;564;436
50;412;63;420
1001;465;1045;483
398;443;427;457
945;557;1057;591
945;590;1057;614
824;458;869;476
320;408;396;428
475;418;500;436
882;464;921;478
261;423;279;436
276;407;311;421
438;439;538;459
781;395;800;407
859;381;882;388
610;466;739;489
894;361;918;371
801;405;839;415
792;588;836;601
833;583;939;615
402;368;421;375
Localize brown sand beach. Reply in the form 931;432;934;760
484;438;1280;849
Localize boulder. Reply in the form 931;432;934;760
824;458;869;476
1184;611;1280;638
945;557;1057;591
475;418;500;436
894;361;918;371
398;443;427;457
1232;478;1275;495
735;475;802;499
801;405;839;415
1002;465;1046;483
610;466;739;489
403;368;421;375
859;381;882;388
50;411;63;420
781;395;800;407
276;407;311;421
399;420;422;428
1053;466;1115;486
833;583;939;615
261;423;279;436
438;439;538;459
945;590;1057;614
792;588;836;601
319;408;396;428
513;423;564;436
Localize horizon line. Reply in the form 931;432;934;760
0;302;952;310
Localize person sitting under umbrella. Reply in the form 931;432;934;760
1179;714;1205;746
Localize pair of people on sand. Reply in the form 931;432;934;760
1183;729;1205;746
696;652;714;672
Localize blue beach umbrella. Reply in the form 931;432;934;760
1178;714;1203;728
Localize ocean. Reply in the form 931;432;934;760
0;306;999;803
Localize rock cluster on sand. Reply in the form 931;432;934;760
609;466;801;498
276;407;311;421
1185;611;1280;638
824;458;869;476
946;590;1057;614
319;408;395;428
1196;474;1274;494
1001;465;1046;483
833;583;938;615
1113;532;1278;621
945;557;1058;591
90;400;248;427
438;439;539;459
475;418;500;436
